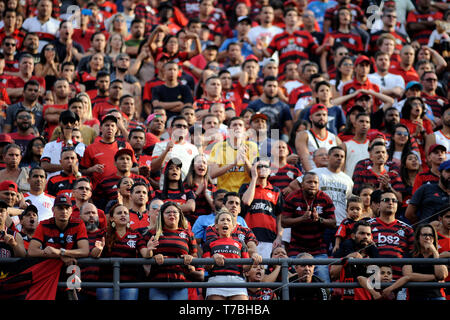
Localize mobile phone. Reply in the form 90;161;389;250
81;8;92;16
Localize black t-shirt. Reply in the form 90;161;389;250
288;274;330;301
333;238;379;278
151;84;194;119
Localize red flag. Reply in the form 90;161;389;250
0;258;64;300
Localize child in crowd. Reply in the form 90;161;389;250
357;265;410;300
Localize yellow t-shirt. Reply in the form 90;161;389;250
209;139;259;192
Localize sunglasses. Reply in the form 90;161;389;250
424;78;437;82
257;164;270;169
395;131;409;136
4;42;16;47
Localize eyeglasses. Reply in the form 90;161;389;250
395;131;409;136
4;42;16;47
420;233;433;238
381;198;398;203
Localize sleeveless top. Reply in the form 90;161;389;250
434;130;450;158
307;129;338;169
344;139;370;178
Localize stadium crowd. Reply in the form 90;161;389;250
0;0;449;301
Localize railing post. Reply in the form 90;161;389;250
113;259;121;300
281;258;290;301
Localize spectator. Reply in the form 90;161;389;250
412;144;446;194
125;19;145;58
7;109;37;155
296;104;342;171
389;45;420;84
420;71;448;119
281;171;336;283
92;78;123;121
288;252;331;300
406;0;444;46
402;224;448;300
246;264;278;300
0;143;29;191
17;204;39;250
368;51;405;100
425;104;450;159
127;182;151;231
20;136;45;169
23;166;53;222
17;32;40;64
0;199;26;257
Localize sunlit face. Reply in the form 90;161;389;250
347;201;363;220
162;205;180;229
111;205;129;227
359;188;373;207
215;212;234;237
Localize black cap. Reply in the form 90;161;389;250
101;114;118;126
59;110;79;123
20;204;38;218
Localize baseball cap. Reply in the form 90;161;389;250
0;134;13;144
164;157;183;173
114;148;134;161
237;16;251;24
405;81;423;91
355;92;371;101
156;52;170;63
250;112;268;123
245;54;259;63
0;180;18;192
101;114;118;126
54;194;72;207
205;42;219;51
428;143;447;155
367;130;386;142
59;110;79;124
439;159;450;172
20;204;38;218
354;55;371;66
310;104;328;115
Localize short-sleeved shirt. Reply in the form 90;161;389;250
282;189;336;256
409;183;450;224
208;140;259;192
151;83;194;119
32;216;88;251
268;164;302;190
247;99;292;130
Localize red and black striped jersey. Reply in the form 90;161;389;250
352;158;400;181
335;218;358;241
80;228;105;297
90;95;109;107
248;288;277;300
128;209;150;230
154;189;196;223
368;217;414;278
352;165;405;195
193;97;235;112
141;228;198;282
184;182;217;221
268;164;302;190
324;4;365;30
0;228;17;257
205;224;258;245
45;171;79;198
267;30;318;74
341;79;380;113
412;169;439;194
32;216;88;250
202;237;249;278
282;189;336;256
406;10;444;45
100;230;145;282
231;81;262;116
323;31;364;55
421;93;448;119
239;183;283;243
368;30;410;57
4;59;19;74
288;84;312;107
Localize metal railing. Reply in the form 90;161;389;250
2;257;450;300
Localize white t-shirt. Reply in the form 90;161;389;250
297;167;354;225
23;192;55;222
41;140;85;180
22;16;60;52
368;72;405;91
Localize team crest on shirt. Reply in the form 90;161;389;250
66;235;73;244
349;38;355;45
287;171;294;179
238;234;245;241
316;206;323;214
296;38;303;45
182;194;186;200
397;230;405;237
179;232;187;239
267;192;273;199
127;240;136;248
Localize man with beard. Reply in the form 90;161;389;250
45;148;82;198
71;178;106;231
368;51;405;100
330;220;379;300
7;109;36;155
16;33;40;64
247;76;293;137
52;20;84;65
420;71;448;119
79;202;105;300
288;252;331;300
296;104;341;172
0;144;29;192
406;160;450;225
380;107;400;139
282;172;336;283
125;19;145;58
412;144;446;194
369;191;414;280
18;204;39;250
240;157;283;259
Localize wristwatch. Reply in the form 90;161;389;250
60;248;66;256
319;217;324;224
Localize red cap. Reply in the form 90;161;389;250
156;52;170;63
367;130;385;142
114;148;134;161
250;112;268;122
0;134;13;144
245;54;259;62
0;180;18;192
310;104;328;115
428;143;447;155
354;55;371;66
54;194;72;207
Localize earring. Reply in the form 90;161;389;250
111;221;116;228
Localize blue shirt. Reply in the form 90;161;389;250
247;99;293;130
192;213;248;242
300;105;346;135
219;37;254;58
307;1;337;31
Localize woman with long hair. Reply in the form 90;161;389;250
107;13;129;39
106;32;126;62
331;56;354;98
34;43;60;91
77;52;105;99
94;203;157;300
19;136;45;169
154;158;196;223
104;176;134;214
184;154;216;221
400;97;433;170
398;151;420;221
386;124;418;170
75;92;100;134
141;201;201;300
401;224;448;300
